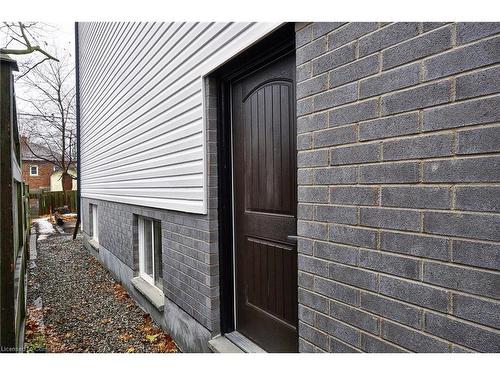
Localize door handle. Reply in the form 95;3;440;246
287;235;299;244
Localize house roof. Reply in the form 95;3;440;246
21;137;58;162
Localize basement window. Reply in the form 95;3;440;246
30;165;38;176
138;216;163;290
89;204;99;243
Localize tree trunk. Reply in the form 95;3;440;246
62;172;73;191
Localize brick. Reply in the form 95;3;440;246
299;305;316;325
330;186;378;206
381;80;451;116
381;186;451;209
423;36;500;80
328;22;379;50
298;203;314;220
298;186;329;203
360;334;406;353
425;312;500;352
379;275;449;312
316;313;360;347
423;96;500;131
423;211;500;242
422;22;448;32
297;73;328;99
453;294;500;330
423;262;500;299
383;133;453;161
360;207;420;231
455;186;500;213
360;249;421;279
330;300;379;334
315;205;358;225
299;322;329;351
360;292;422;329
452;239;500;271
380;231;449;261
297;133;312;150
358;112;419;141
297;97;314;116
329;99;378;127
382;321;449;352
456;65;500;100
297;112;328;134
329;54;379;88
382;26;452;70
298;270;314;287
298;220;328;240
360;162;420;184
457;125;500;155
329;224;377;248
296;24;312;48
314;166;358;185
330;337;362;353
297;150;329;167
297;62;312;82
456;22;500;45
313;277;359;305
452;345;474;353
423;156;500;183
313;82;358;111
358;22;420;57
312;22;345;39
299;338;322;353
298;287;329;312
313;125;357;148
295;22;311;32
312;42;356;75
359;63;420;99
298;168;313;184
330;143;380;166
297;36;327;65
329;263;378;291
314;241;359;266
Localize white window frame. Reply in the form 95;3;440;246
91;204;99;243
29;165;38;176
138;216;161;287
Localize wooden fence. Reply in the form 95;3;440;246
1;54;30;352
32;190;77;216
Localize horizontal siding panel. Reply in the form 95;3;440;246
79;22;281;213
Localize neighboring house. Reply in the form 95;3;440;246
76;22;500;353
21;136;77;192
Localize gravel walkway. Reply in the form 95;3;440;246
25;219;178;353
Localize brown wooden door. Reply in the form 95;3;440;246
232;51;298;353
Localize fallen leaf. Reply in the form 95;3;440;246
119;333;133;342
127;346;136;353
146;334;159;343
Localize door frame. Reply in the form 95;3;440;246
211;23;296;336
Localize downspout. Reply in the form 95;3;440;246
73;22;81;240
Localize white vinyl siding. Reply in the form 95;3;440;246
78;22;281;213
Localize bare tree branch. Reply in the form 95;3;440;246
18;52;76;190
0;22;59;62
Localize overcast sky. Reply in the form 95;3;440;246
1;22;76;116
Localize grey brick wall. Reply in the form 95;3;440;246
295;22;500;353
81;77;220;334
